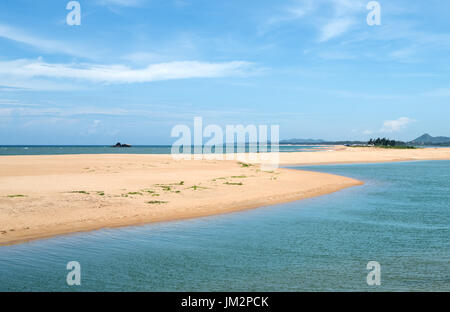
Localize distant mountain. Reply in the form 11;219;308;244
409;134;450;145
280;138;325;144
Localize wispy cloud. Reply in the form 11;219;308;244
0;59;253;86
422;88;450;97
319;18;354;42
96;0;146;7
262;0;365;41
318;0;365;42
0;24;92;58
0;99;20;105
264;0;316;28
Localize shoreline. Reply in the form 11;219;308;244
1;147;449;246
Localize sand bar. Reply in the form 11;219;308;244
1;147;449;246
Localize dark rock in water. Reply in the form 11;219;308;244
112;142;131;148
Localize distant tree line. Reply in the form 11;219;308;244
368;138;406;147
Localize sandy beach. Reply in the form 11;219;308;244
1;146;449;246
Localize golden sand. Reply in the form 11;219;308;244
1;146;449;246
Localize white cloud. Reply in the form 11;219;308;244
0;59;252;86
0;99;20;105
380;117;415;133
0;24;92;58
265;0;316;27
318;0;365;42
319;18;354;42
262;0;365;42
422;88;450;97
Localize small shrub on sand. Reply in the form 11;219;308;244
128;192;143;196
69;191;89;195
147;200;168;204
224;182;243;186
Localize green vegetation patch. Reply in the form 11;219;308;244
366;137;416;149
147;200;168;205
238;162;253;168
69;191;90;194
189;185;208;190
224;182;243;186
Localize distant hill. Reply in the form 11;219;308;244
280;138;325;144
409;134;450;145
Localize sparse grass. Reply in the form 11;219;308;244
141;189;155;194
155;184;172;191
127;192;143;196
231;175;247;178
224;182;243;186
189;185;208;190
69;191;89;194
147;200;168;204
152;194;160;197
179;181;185;185
97;191;105;196
238;162;253;168
7;194;27;198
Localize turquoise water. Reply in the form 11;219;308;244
0;161;448;291
0;145;329;156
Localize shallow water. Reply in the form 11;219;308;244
0;161;448;291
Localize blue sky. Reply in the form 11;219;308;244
0;0;449;144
